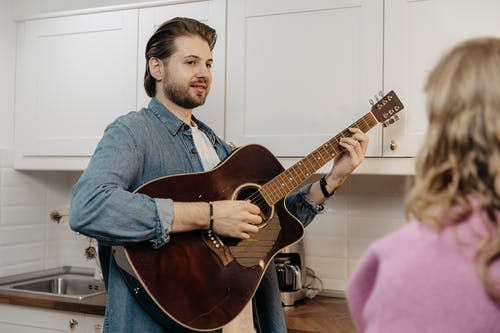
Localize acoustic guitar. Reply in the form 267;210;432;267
112;90;404;331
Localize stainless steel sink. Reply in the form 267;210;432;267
0;266;105;300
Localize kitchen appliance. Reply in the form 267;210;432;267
274;239;307;306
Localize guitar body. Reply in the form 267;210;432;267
111;91;405;331
112;144;305;331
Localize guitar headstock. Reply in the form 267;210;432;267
370;90;404;127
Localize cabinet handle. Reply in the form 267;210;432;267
69;318;79;329
389;140;397;151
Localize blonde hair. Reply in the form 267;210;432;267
405;37;500;299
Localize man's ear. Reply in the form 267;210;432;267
148;57;164;81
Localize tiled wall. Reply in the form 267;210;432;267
304;174;409;293
0;154;410;292
0;157;94;277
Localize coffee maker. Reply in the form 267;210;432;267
274;239;307;306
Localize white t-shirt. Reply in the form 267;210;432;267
190;122;256;333
190;123;220;171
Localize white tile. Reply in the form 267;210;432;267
304;235;346;258
306;214;347;237
1;225;45;245
1;187;46;207
0;243;45;266
320;278;347;292
348;174;409;196
1;169;41;188
46;221;75;241
321;194;349;215
348;216;404;239
0;206;46;226
1;262;45;277
348;237;377;259
305;256;347;280
347;194;405;219
44;258;58;269
347;258;362;277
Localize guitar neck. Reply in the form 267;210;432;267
260;111;378;205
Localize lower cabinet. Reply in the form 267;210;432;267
0;304;103;333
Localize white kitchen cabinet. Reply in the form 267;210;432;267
226;0;384;158
136;0;226;138
383;0;500;156
0;304;103;332
14;10;138;170
14;0;226;170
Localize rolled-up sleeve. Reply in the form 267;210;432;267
285;184;324;227
69;121;169;248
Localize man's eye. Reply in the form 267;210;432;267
206;63;212;68
186;61;195;65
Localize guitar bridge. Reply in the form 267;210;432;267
207;229;224;247
202;230;234;266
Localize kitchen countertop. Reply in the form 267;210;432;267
0;289;106;315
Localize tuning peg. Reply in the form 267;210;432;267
369;99;375;105
374;94;380;101
394;114;400;121
378;90;384;97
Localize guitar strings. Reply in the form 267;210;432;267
240;115;373;213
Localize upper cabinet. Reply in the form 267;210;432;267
14;10;138;169
14;0;225;170
13;0;500;170
383;0;500;156
226;0;384;158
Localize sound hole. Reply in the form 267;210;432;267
234;183;273;226
220;183;274;248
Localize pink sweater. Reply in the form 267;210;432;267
347;206;500;333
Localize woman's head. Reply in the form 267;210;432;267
407;37;500;225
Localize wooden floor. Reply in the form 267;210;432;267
284;296;356;333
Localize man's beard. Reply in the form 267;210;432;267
162;77;209;109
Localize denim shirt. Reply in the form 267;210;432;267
70;98;321;333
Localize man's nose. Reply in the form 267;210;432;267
196;64;211;78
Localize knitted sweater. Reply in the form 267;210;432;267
347;203;500;333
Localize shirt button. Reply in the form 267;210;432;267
191;147;197;154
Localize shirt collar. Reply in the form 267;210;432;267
147;97;216;143
147;97;190;136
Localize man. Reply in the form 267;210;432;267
70;17;368;333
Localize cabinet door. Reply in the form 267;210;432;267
0;304;103;332
384;0;500;156
226;0;383;157
15;10;138;169
137;0;226;137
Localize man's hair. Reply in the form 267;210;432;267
143;17;217;97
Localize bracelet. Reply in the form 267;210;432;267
319;176;335;198
208;202;214;231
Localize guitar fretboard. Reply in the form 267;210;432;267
260;112;378;205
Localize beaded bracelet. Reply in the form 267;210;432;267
208;202;214;231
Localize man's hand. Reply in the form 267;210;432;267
210;200;261;239
307;127;369;204
327;127;369;188
171;200;261;239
